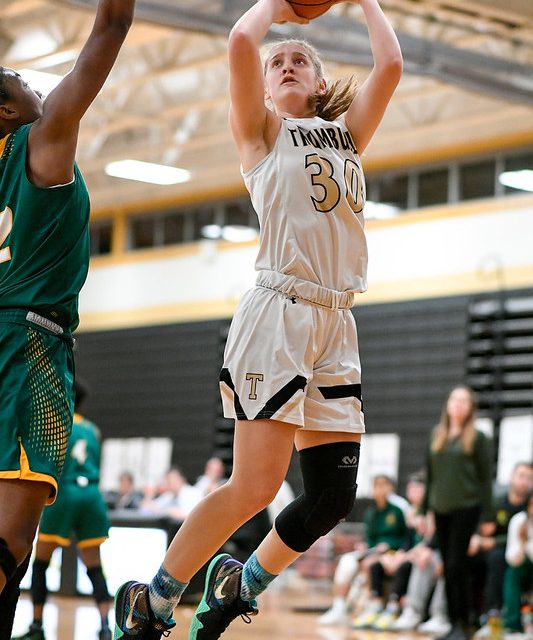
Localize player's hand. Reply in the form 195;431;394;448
519;521;529;543
267;0;309;25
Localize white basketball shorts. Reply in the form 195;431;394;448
219;272;365;433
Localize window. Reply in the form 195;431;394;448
459;160;496;201
192;207;216;241
119;146;533;252
162;213;186;245
90;220;112;256
225;202;255;228
417;168;448;207
379;174;409;210
130;217;156;249
503;151;533;195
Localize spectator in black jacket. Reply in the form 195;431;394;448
425;386;493;640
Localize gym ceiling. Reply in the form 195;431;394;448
2;0;532;212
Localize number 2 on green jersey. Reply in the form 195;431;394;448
0;206;12;264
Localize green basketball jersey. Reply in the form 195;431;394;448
60;413;102;484
0;123;90;332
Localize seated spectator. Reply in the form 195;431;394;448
318;475;406;627
195;457;227;496
503;489;533;634
471;461;533;637
395;542;450;636
354;473;423;630
142;467;202;520
112;471;143;510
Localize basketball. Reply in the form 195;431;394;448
288;0;337;20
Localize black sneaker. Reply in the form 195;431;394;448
11;624;45;640
113;581;175;639
189;554;258;640
437;624;470;640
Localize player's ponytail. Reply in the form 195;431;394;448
312;75;358;122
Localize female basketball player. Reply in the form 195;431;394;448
0;1;135;635
114;1;402;638
425;386;493;640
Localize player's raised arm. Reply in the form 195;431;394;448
228;0;307;164
343;0;402;155
28;0;135;186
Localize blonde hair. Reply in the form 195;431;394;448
431;385;478;454
263;39;357;122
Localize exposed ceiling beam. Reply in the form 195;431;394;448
63;0;533;104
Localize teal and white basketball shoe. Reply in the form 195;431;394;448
189;554;258;640
113;581;175;639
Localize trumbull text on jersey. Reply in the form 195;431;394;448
287;124;357;154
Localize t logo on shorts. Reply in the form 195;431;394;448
245;373;264;400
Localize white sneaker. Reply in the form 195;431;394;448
351;606;383;629
318;603;348;626
393;607;422;631
418;615;452;636
474;624;491;639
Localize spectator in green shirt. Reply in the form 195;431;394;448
425;386;493;640
470;461;533;638
318;474;406;627
352;475;408;628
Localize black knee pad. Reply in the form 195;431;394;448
0;537;18;583
31;558;50;606
87;565;111;604
275;441;360;552
0;550;32;638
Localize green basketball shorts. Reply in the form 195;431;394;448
0;310;75;504
39;482;110;547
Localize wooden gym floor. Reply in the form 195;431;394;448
12;584;424;640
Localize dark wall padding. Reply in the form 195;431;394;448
75;292;487;494
75;321;222;484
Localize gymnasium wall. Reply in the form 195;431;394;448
76;194;533;498
79;193;533;331
75;291;474;495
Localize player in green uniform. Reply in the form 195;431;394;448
0;1;135;636
13;380;112;640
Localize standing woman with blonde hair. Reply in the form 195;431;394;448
425;386;494;640
113;1;402;639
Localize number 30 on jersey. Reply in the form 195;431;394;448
305;153;365;215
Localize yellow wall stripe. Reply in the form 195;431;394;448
89;194;533;270
78;263;533;332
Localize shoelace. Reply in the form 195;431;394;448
240;613;253;624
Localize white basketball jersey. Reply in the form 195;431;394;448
243;116;367;294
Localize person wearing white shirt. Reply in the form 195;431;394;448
144;467;202;521
504;490;533;632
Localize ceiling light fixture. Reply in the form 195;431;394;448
201;224;258;243
31;49;78;70
105;160;191;185
19;68;62;95
364;201;400;220
498;170;533;193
